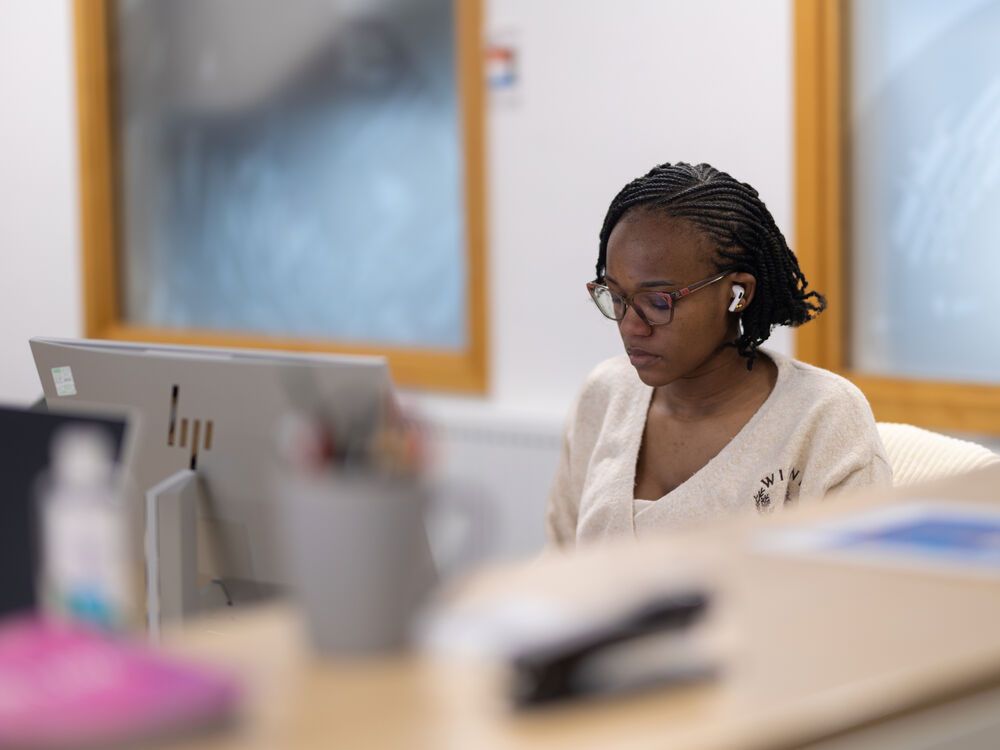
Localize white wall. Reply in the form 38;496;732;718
0;0;793;422
484;0;793;423
0;1;82;404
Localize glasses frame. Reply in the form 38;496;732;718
586;271;731;326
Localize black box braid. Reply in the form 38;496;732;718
595;162;826;369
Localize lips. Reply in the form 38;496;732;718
626;346;661;368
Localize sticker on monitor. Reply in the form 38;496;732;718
51;366;77;397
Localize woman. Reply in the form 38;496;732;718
547;162;891;547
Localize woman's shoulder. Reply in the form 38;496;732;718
771;350;870;405
767;350;877;426
763;350;892;492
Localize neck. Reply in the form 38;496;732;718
653;346;772;420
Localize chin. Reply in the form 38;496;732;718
630;361;674;387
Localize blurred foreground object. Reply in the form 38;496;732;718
30;337;391;631
277;470;436;656
275;404;437;656
507;590;712;707
0;616;240;749
38;428;130;632
0;405;129;622
418;556;721;706
154;465;1000;748
758;502;1000;576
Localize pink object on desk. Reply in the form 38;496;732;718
0;616;241;748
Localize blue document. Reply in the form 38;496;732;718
830;514;1000;565
758;504;1000;575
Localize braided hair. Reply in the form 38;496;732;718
596;162;826;369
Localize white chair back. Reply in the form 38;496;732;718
877;422;999;487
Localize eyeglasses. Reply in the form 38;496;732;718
586;271;730;326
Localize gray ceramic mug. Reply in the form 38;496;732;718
275;470;439;656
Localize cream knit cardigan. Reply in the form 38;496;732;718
547;349;892;547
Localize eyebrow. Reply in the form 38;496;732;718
604;274;677;288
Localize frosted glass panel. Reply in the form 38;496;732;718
115;0;466;349
850;0;1000;382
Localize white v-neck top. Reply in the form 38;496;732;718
546;349;892;547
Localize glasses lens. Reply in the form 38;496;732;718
590;286;622;320
635;292;673;325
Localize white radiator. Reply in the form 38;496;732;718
412;402;564;572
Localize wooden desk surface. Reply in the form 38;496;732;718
164;467;1000;749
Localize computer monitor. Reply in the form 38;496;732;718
0;403;130;619
30;337;394;629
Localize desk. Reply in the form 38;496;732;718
164;467;1000;749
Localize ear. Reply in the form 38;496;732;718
728;272;757;312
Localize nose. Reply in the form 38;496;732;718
618;304;652;336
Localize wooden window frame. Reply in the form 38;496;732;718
794;0;1000;434
74;0;488;394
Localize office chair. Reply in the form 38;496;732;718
877;422;1000;488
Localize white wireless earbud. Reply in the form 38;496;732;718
728;284;745;312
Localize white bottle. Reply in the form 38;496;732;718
39;427;130;631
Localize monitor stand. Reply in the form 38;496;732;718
144;470;233;639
